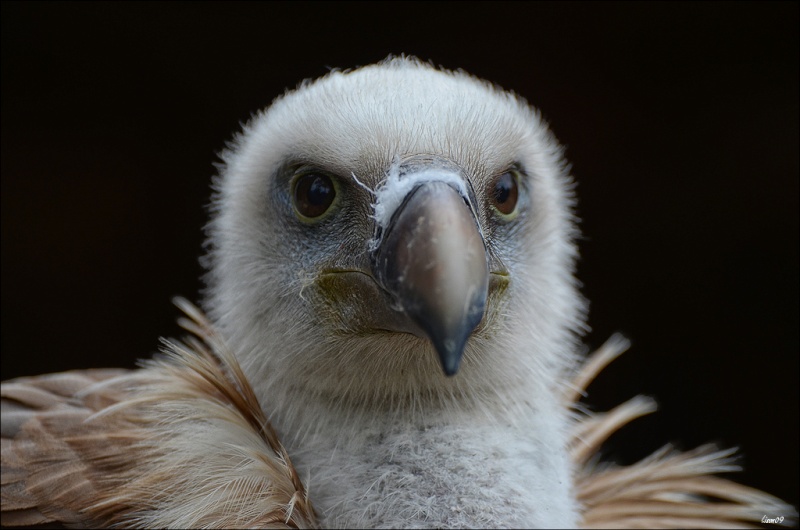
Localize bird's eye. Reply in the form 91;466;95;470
489;170;519;217
292;173;337;220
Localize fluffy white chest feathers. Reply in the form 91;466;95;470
300;417;576;528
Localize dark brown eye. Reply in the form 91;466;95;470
293;173;336;219
489;171;519;216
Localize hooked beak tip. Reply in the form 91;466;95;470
438;341;466;377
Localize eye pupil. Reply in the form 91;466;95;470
307;177;332;206
494;177;511;204
491;171;519;216
294;173;336;218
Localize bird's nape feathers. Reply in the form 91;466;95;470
1;300;793;528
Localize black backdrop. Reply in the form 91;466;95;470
2;1;797;509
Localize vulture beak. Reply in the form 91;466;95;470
372;164;489;376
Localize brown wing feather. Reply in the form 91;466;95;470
1;368;130;527
1;298;317;529
567;335;798;528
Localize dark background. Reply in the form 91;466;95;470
2;1;797;509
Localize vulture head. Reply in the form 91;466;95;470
204;57;585;425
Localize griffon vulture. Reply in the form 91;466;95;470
1;57;794;529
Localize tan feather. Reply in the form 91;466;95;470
568;335;797;528
2;308;794;528
1;298;316;528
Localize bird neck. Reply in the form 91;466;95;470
260;354;563;445
271;380;578;528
